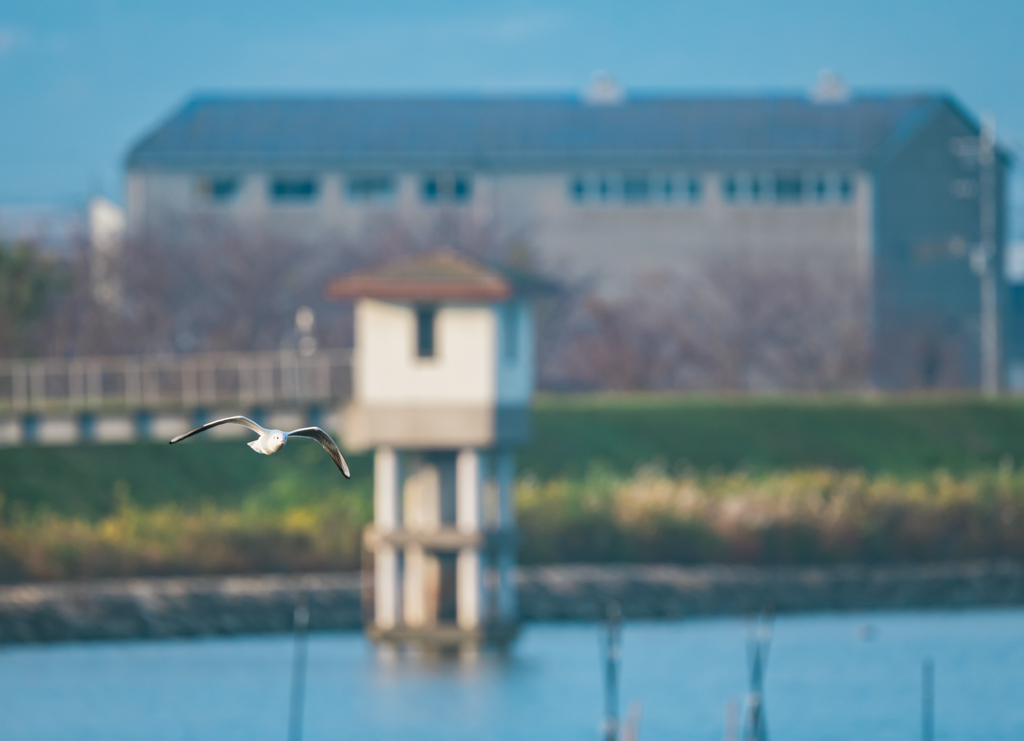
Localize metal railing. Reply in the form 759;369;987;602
0;349;352;414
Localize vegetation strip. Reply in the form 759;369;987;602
1;467;1024;580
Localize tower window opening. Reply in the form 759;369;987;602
416;305;437;358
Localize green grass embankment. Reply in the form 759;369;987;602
526;394;1024;478
4;395;1024;516
2;395;1024;580
0;439;373;518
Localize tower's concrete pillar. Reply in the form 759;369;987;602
373;446;401;629
403;544;426;627
456;448;484;629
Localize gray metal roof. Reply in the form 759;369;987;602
126;94;951;172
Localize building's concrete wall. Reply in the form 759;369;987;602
871;100;1009;390
125;105;1013;392
126;167;871;297
490;170;871;294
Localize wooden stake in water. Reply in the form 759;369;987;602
288;597;310;741
742;611;772;741
922;658;934;741
602;601;623;741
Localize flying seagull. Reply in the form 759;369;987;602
169;416;351;478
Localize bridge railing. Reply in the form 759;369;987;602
0;349;353;415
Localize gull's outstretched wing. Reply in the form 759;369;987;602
169;416;265;445
286;427;351;478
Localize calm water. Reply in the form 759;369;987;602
2;609;1023;741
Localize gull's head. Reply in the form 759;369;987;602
268;431;287;452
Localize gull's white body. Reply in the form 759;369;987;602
247;429;287;455
170;416;350;478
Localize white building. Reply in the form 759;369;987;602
125;92;1009;389
328;250;545;651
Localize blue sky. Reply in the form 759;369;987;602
0;0;1020;216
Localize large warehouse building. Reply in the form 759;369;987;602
125;88;1010;390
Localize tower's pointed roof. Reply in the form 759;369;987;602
326;249;551;302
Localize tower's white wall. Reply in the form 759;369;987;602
354;298;496;406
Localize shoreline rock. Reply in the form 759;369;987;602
518;562;1024;620
1;561;1022;644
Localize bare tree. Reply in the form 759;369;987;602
16;211;870;395
545;251;869;392
30;210;542;359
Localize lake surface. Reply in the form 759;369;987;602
2;609;1023;741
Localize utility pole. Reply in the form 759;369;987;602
977;117;1000;396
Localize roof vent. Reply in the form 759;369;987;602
584;71;625;105
811;69;850;104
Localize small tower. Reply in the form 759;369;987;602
327;250;544;653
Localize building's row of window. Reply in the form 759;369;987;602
198;170;857;208
721;172;856;203
197;173;473;205
570;174;703;204
568;172;857;206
